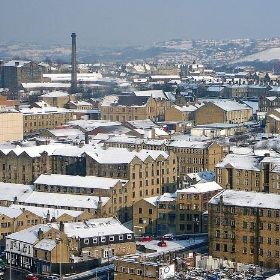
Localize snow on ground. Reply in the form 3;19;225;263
136;237;205;255
234;47;280;62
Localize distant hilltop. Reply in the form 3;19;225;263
1;37;280;65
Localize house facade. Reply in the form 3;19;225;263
209;190;280;269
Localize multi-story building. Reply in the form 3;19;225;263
84;147;178;221
0;110;23;143
195;100;253;125
1;60;43;91
209;189;280;269
224;85;248;99
215;153;280;194
169;141;224;180
176;181;223;234
247;85;270;98
104;136;225;179
259;96;280;112
133;193;176;236
99;94;172;122
20;107;74;135
34;173;128;219
266;108;280;134
0;145;53;185
133;181;222;236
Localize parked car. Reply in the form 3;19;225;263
26;274;39;280
140;236;153;242
161;233;174;241
158;240;167;247
45;276;60;280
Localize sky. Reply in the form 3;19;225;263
1;0;280;48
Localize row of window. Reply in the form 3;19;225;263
83;234;132;244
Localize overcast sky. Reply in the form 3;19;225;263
1;0;280;48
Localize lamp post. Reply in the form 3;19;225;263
96;232;104;280
9;239;12;280
55;233;62;279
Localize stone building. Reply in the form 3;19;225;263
195;100;253;125
99;94;172;122
20;107;74;135
133;181;222;236
266;108;280;134
33;173;129;219
215;153;280;194
209;190;280;269
84;147;178;221
103;137;225;180
6;217;135;275
165;105;198;122
1;60;43;91
259;96;280;112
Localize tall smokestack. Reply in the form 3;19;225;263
71;32;77;94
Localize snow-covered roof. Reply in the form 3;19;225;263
7;223;55;244
84;147;169;164
20;107;72;115
34;174;124;190
210;100;252;112
40;91;69;98
209;189;280;209
215;153;262;171
172;105;198;112
0;206;22;218
10;204;83;219
4;60;31;67
69;101;92;106
177;181;222;193
133;90;168;100
34;239;56;251
18;191;109;209
0;183;34;202
63;217;133;238
143;193;177;206
168;140;211;149
0;144;66;158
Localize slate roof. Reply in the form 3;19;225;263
117;96;149;106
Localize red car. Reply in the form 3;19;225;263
158;240;167;247
26;274;39;280
140;236;153;242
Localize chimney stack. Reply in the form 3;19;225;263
71;33;77;94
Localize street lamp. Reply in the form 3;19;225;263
55;233;62;279
8;239;12;280
96;232;104;280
